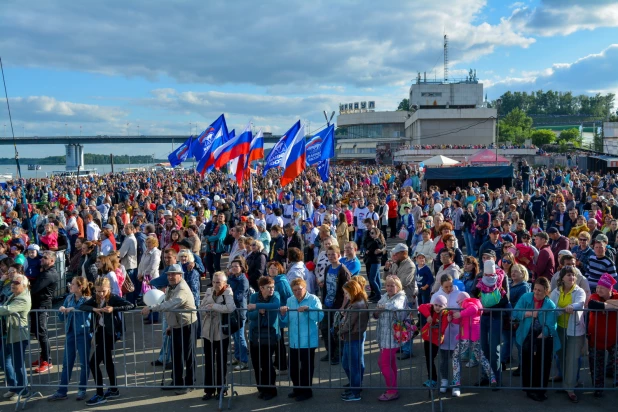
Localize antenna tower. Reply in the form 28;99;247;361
443;34;449;83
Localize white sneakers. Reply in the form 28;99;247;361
452;387;461;397
439;379;448;394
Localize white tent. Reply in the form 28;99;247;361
421;155;460;167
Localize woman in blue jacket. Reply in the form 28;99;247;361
279;278;324;402
247;277;281;400
48;276;92;401
512;277;560;402
267;261;293;374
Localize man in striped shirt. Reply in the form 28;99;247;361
585;239;617;290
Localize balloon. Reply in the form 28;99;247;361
434;203;443;214
419;162;425;168
213;195;221;201
143;289;165;307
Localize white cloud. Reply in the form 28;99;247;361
486;44;618;100
7;96;127;123
0;0;534;88
510;0;618;36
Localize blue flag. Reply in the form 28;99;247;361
262;121;301;176
191;114;229;161
316;159;330;182
168;136;193;167
306;124;335;166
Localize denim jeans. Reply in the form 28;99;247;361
233;324;248;363
342;340;364;396
5;340;29;392
354;229;365;252
480;314;502;384
58;332;91;395
463;231;475;257
368;263;382;301
157;316;172;363
125;269;139;305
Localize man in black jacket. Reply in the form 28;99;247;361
283;223;303;255
31;251;59;373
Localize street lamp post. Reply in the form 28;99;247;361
495;98;502;162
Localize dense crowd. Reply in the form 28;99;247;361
0;160;616;406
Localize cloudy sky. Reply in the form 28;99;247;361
0;0;617;158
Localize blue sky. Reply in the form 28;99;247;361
0;0;617;158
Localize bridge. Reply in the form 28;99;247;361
0;134;283;145
0;135;283;171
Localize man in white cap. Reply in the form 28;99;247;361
142;264;197;395
384;243;418;360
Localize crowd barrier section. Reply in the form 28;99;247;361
52;251;67;300
0;306;616;411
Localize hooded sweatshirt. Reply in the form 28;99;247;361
452;297;483;342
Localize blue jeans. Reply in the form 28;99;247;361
58;332;91;395
523;179;530;195
157;316;172;363
463;231;475;257
233;324;248;363
125;269;139;305
480;315;502;385
368;264;381;301
342;340;364;396
501;329;512;363
354;229;365;252
5;340;28;392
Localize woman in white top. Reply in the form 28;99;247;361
137;236;161;281
549;266;586;403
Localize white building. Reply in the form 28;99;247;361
604;122;618;155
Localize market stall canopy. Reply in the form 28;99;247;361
421;155;460;167
468;149;510;164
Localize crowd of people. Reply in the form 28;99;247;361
0;160;616;406
397;144;537;151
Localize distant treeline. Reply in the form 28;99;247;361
0;154;166;165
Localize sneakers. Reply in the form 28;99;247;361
76;391;88;401
3;391;16;399
34;361;53;373
341;392;361;401
103;389;120;399
423;379;437;388
86;394;107;406
451;380;460;397
228;359;239;366
31;359;40;367
9;391;28;401
234;362;248;371
48;392;68;401
439;379;448;394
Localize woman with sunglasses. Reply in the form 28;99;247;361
365;228;386;303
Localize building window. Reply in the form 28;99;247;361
421;92;442;97
357;148;376;154
341;148;355;154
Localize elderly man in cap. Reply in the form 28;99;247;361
384;243;418;360
142;264;197;395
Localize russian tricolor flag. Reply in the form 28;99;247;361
244;129;264;167
197;130;233;177
213;123;252;169
280;121;306;187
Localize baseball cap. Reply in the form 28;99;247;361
27;244;40;251
489;228;500;234
391;244;408;254
482;249;496;258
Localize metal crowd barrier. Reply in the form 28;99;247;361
0;306;616;411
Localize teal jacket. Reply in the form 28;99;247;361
512;292;561;353
273;275;293;306
207;224;228;253
247;291;281;344
279;292;324;349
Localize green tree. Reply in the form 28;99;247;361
397;98;410;111
498;108;533;144
557;128;580;144
530;129;556;146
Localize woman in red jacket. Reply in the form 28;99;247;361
587;273;618;398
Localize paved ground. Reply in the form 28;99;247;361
1;237;616;411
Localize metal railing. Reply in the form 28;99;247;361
0;305;616;411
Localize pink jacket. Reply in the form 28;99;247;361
452;298;483;342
